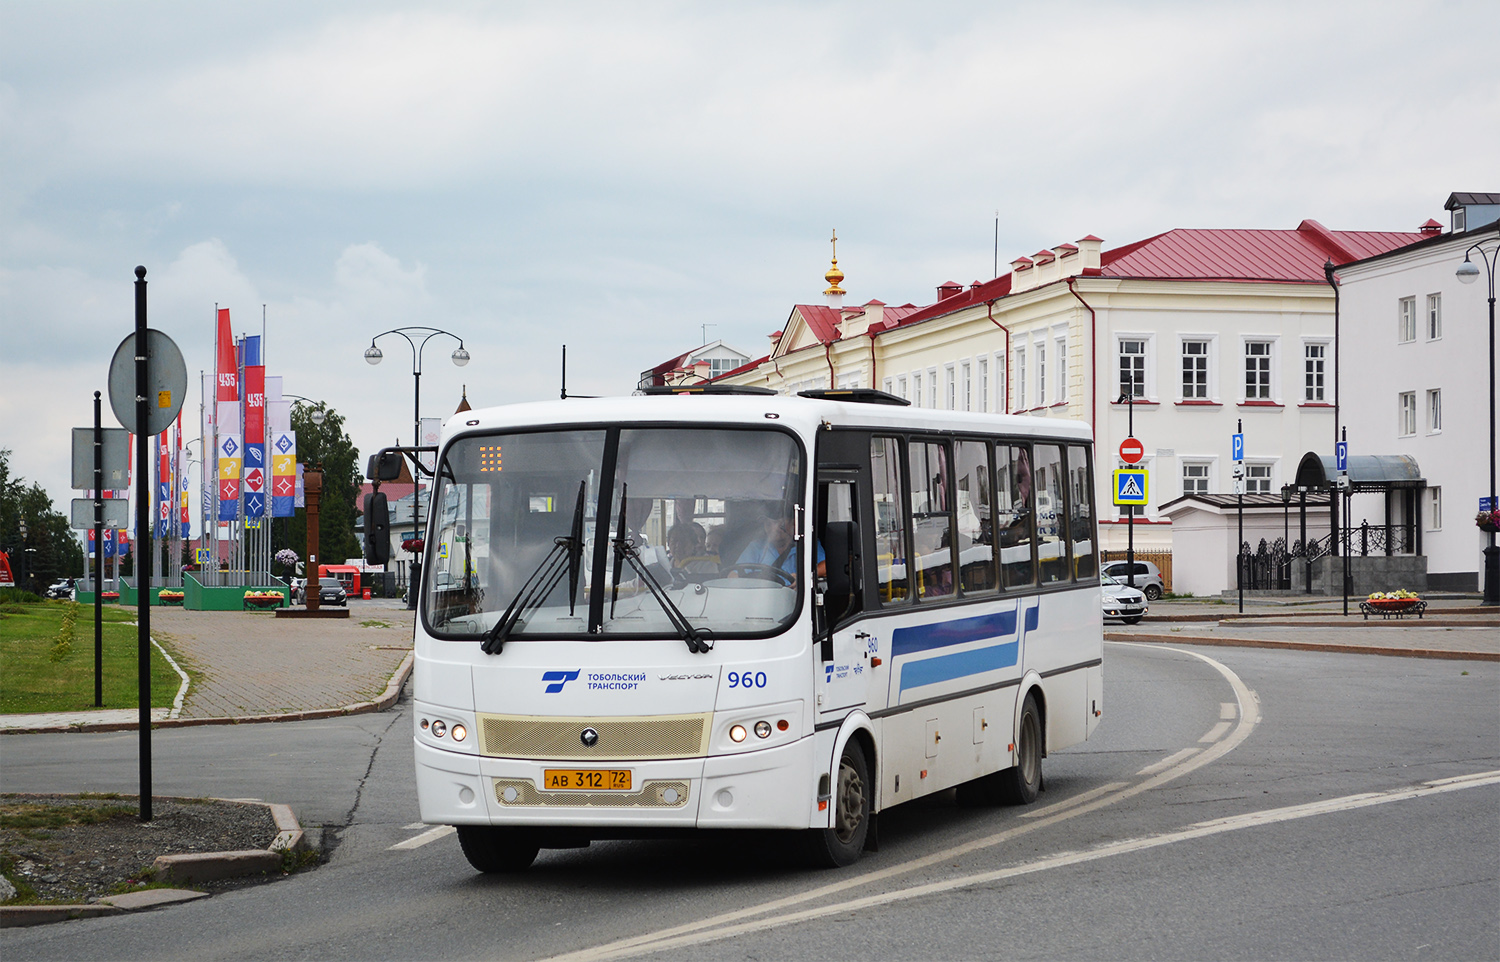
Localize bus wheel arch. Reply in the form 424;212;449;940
808;716;875;868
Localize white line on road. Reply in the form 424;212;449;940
1199;720;1232;742
1020;781;1130;818
1137;747;1199;776
1220;702;1237;720
388;825;455;850
547;770;1500;962
543;643;1260;962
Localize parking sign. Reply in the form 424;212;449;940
1231;433;1244;462
1335;441;1348;472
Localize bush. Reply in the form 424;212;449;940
0;588;41;605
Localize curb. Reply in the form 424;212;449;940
1107;632;1500;661
0;796;309;928
1;652;413;735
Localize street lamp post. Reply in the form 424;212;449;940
364;328;469;609
1457;227;1499;606
362;328;470;450
17;519;27;593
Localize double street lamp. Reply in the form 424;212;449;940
363;328;470;449
1456;227;1499;606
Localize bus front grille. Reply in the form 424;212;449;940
476;713;711;760
492;778;691;809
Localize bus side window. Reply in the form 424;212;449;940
955;439;997;595
1069;444;1096;580
908;440;954;600
871;437;910;605
997;444;1037;590
1034;443;1070;584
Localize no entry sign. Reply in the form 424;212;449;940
1119;437;1145;464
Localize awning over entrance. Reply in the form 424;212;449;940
1294;453;1425;492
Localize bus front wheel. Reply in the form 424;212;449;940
806;741;870;868
457;825;540;873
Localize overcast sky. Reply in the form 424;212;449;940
2;0;1496;537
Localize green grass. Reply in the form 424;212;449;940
0;602;184;714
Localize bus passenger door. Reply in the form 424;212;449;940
815;477;880;717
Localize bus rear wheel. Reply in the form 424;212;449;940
957;691;1042;807
806;741;870;868
457;825;540;873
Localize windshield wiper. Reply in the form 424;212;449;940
482;481;587;655
610;506;713;655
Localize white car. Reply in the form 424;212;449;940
1101;572;1148;624
1100;560;1164;601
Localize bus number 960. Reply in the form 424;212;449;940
727;671;767;689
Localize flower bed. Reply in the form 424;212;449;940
158;590;185;606
242;591;285;610
100;591;120;602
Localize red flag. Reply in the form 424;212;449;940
216;308;238;401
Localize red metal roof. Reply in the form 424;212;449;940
1098;220;1422;282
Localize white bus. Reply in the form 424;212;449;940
408;387;1103;870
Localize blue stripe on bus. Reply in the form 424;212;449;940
890;610;1018;658
899;641;1020;691
1025;604;1039;632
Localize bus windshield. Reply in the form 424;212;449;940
423;426;806;641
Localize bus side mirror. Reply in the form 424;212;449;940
364;493;390;565
366;449;404;482
822;521;856;624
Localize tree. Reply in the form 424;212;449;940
0;448;86;590
270;402;361;570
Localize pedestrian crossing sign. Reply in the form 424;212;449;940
1113;468;1149;506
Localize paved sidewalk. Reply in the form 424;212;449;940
1;600;416;733
1110;594;1499;659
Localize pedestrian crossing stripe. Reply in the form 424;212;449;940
1113;468;1149;506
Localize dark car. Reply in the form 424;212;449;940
318;582;347;607
45;579;76;600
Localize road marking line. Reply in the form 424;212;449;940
547;771;1500;962
402;822;427;830
1137;747;1199;776
1020;781;1130;818
1199;720;1232;742
544;643;1258;962
388;825;455;850
1220;702;1236;720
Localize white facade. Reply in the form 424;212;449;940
1335;223;1498;590
1159;497;1331;597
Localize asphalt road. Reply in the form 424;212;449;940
3;642;1496;961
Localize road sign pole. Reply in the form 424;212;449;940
93;392;104;708
133;267;153;822
1237;419;1244;614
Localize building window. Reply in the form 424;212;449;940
1055;337;1067;403
1427;293;1442;340
1428;487;1442;530
960;361;972;412
1182;340;1210;399
897;375;908;401
977;357;989;412
1244;341;1272;400
883;377;893;396
1036;341;1047;405
928;368;938;409
1399;297;1416;342
1119;339;1146;398
994;352;1007;413
1304;343;1326;402
1245;463;1273;495
1182;462;1211;496
912;372;923;408
1399;391;1417;436
1016;347;1027;409
944;364;956;410
1427;389;1441;433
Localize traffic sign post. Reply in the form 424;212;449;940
1112;469;1149;506
1119;437;1145;465
1231;432;1244;463
1336;441;1348;473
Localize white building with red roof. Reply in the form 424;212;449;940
719;217;1431;555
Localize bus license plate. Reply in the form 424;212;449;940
543;769;632;791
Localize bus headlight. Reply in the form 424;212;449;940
754;721;772;739
431;719;447;738
729;724;748;743
450;724;467;742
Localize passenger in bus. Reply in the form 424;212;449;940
667;522;718;574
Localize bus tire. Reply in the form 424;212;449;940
457;825;540;873
997;692;1042;805
806;740;871;868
